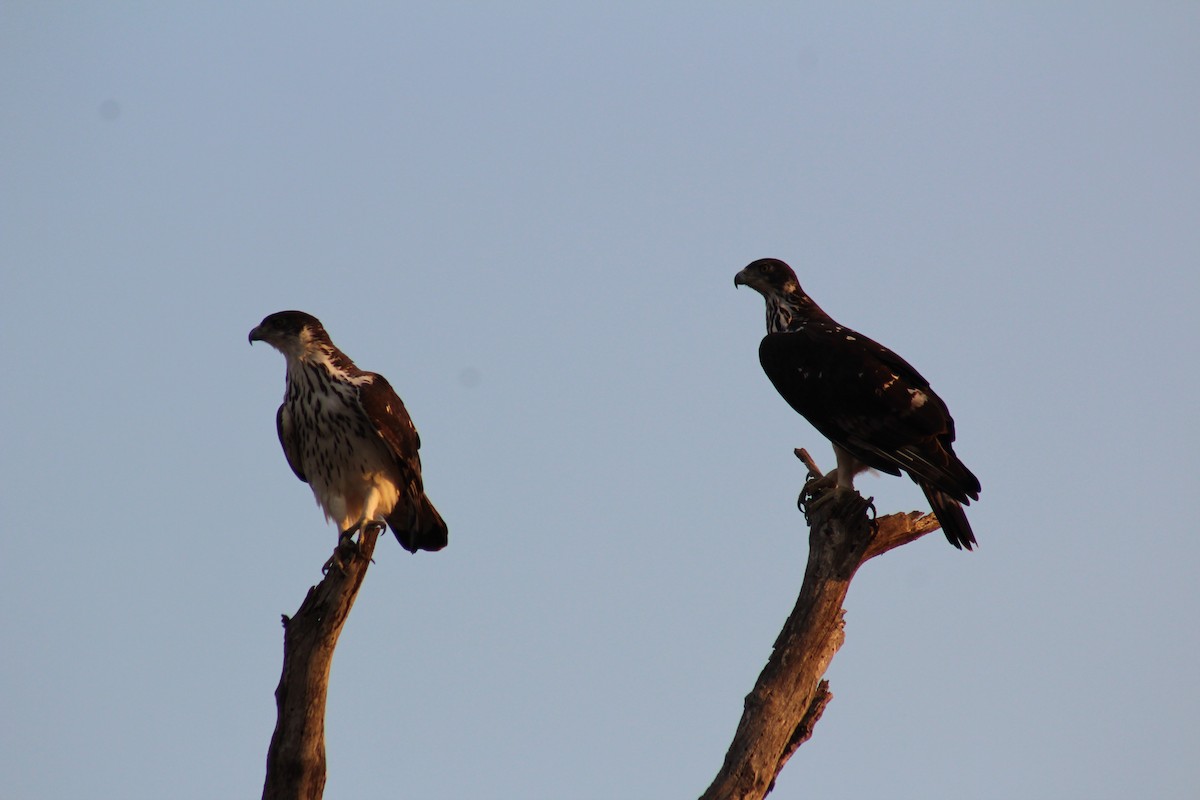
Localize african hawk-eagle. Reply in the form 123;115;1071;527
735;258;981;549
250;310;448;555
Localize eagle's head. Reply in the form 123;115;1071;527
735;258;823;334
249;310;329;360
733;258;803;296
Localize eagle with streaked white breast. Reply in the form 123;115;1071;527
250;311;447;556
735;258;981;549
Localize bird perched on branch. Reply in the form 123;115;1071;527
250;311;447;558
734;258;981;549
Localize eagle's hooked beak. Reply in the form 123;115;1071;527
734;268;752;289
248;325;265;345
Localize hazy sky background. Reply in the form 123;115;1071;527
2;4;1197;799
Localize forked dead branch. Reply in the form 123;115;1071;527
700;449;942;800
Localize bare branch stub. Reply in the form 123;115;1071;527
700;451;942;800
865;511;942;560
793;448;824;481
262;526;383;800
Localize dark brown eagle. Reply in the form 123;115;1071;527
735;258;981;549
249;310;447;554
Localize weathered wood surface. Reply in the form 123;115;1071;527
700;450;941;800
263;527;382;800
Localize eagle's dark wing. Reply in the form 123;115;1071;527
276;404;307;483
356;374;448;553
357;373;422;462
758;327;980;504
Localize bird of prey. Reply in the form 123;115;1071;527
249;310;447;557
734;258;981;549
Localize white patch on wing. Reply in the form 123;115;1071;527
908;388;928;408
882;373;900;390
311;351;373;386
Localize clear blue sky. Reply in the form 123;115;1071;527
3;4;1197;798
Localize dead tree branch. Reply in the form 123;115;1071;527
262;527;383;800
700;449;941;800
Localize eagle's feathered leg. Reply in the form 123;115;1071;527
322;485;390;572
806;445;871;512
350;485;390;548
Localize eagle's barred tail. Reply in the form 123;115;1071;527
921;484;978;551
417;495;449;552
391;495;448;554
